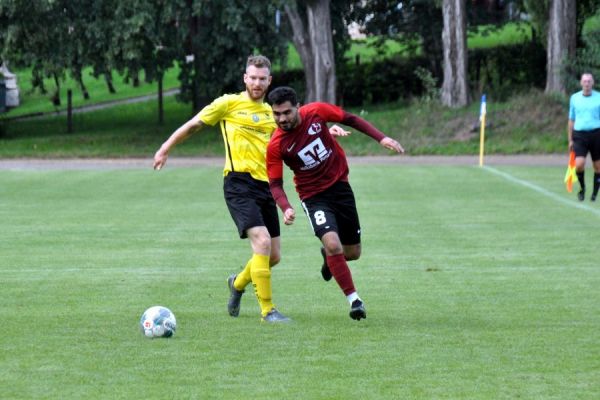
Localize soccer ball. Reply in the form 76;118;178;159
140;306;177;338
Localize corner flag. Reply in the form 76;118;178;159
564;151;577;192
479;94;486;167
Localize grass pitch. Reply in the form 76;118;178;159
1;163;599;399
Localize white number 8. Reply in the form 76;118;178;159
314;210;326;225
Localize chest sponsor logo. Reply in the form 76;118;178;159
307;123;322;135
298;138;331;170
252;113;259;122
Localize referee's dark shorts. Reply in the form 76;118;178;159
573;127;600;161
223;172;280;239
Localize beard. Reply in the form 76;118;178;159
278;115;298;131
247;86;266;101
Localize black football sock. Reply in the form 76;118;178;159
577;171;585;191
594;173;600;196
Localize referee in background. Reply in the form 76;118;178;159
568;72;600;201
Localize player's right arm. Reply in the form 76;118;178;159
568;96;576;151
266;136;295;225
153;117;205;170
568;119;575;151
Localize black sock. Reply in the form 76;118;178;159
594;173;600;195
577;171;585;191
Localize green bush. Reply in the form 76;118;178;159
271;41;547;106
469;41;546;100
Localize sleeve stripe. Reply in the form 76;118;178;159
222;120;235;172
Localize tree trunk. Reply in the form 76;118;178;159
441;0;469;108
284;3;316;102
545;0;576;95
52;73;61;107
74;69;90;100
32;68;47;94
306;0;336;103
105;72;116;94
285;0;336;103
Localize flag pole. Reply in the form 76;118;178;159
479;94;486;167
565;150;577;192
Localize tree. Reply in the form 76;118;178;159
86;0;121;94
347;0;516;92
566;27;600;92
1;0;285;115
284;0;337;103
545;0;576;94
0;0;119;104
522;0;550;44
575;0;600;47
348;0;444;82
441;0;469;107
0;1;71;105
110;0;184;124
180;0;286;111
520;0;599;93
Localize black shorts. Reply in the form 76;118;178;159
300;181;361;245
223;172;280;239
573;128;600;161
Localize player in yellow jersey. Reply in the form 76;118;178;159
153;55;290;322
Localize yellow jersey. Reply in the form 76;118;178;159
197;91;276;182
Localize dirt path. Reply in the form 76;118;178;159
0;154;567;170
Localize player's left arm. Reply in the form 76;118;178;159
329;124;350;137
341;111;404;153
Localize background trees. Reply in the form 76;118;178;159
1;0;599;111
348;0;444;80
0;0;285;111
180;1;285;110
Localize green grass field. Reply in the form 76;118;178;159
1;163;599;399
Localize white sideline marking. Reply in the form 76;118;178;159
482;166;600;217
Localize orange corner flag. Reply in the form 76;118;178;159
564;151;577;192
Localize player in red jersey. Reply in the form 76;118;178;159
266;86;403;320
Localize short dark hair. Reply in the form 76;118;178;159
246;55;271;72
267;86;298;106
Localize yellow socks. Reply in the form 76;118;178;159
248;253;273;316
233;259;252;291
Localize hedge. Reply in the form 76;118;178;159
271;40;546;106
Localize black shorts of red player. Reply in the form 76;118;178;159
223;172;280;239
573;128;600;161
301;181;361;245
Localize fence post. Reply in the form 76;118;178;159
67;89;73;133
158;76;164;125
0;79;6;113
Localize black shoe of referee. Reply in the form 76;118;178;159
578;188;585;201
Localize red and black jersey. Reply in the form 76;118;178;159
267;102;385;212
